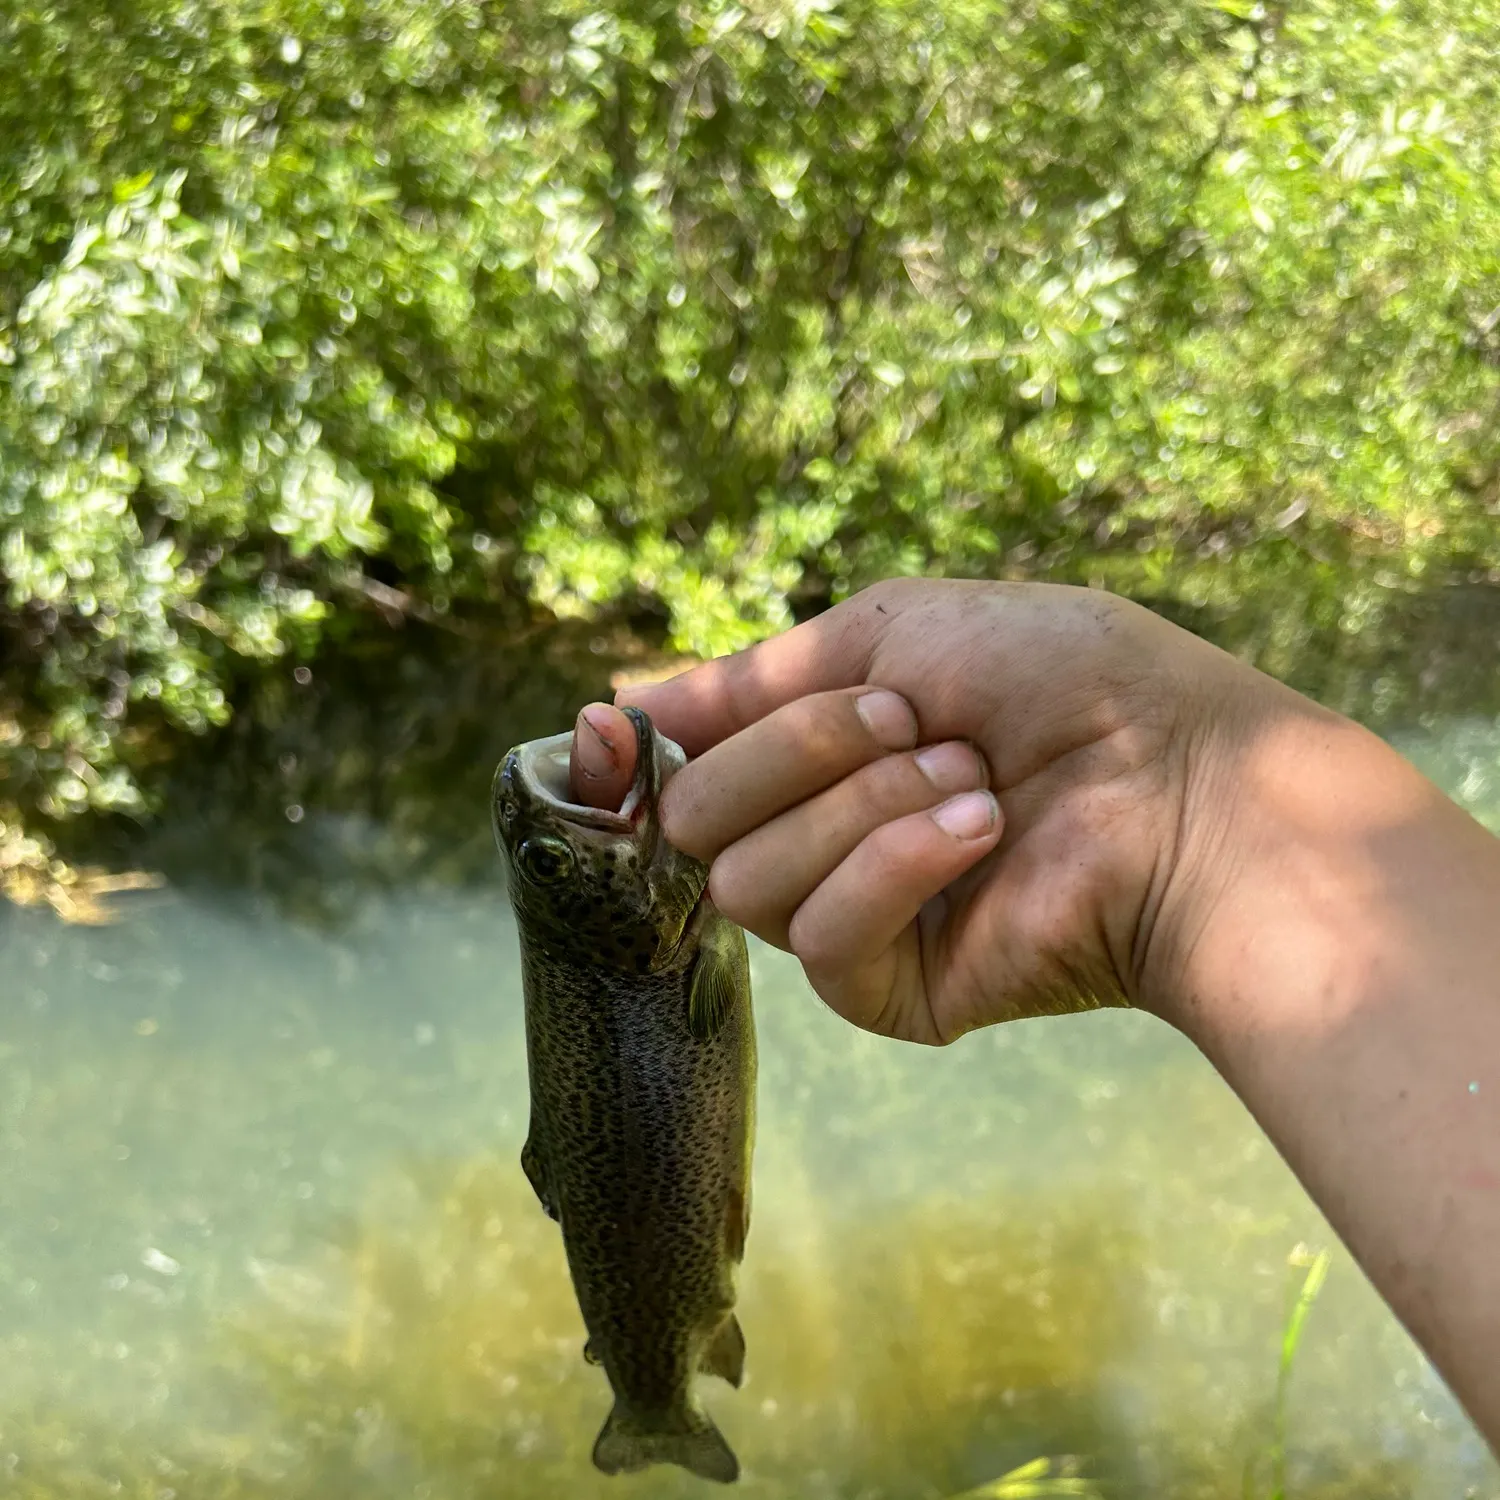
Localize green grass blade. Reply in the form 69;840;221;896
945;1455;1104;1500
1268;1248;1333;1500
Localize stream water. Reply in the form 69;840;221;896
1;711;1498;1499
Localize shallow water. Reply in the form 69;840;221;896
2;715;1499;1499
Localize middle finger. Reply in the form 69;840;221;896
659;686;920;861
708;739;990;949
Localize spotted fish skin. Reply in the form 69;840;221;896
492;707;755;1484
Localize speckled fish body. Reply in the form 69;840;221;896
492;708;755;1484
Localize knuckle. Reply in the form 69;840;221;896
786;904;845;976
707;849;759;926
861;814;922;877
837;755;924;824
658;783;711;860
779;692;857;760
877;756;933;813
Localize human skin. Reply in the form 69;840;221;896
567;578;1500;1448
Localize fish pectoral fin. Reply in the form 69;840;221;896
583;1337;602;1367
521;1131;560;1223
688;921;749;1044
592;1401;739;1484
701;1313;747;1389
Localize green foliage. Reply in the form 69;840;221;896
3;0;1499;871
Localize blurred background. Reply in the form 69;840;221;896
2;0;1499;1496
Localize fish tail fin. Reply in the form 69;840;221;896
700;1312;747;1388
592;1400;739;1484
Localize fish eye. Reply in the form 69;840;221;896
518;836;574;886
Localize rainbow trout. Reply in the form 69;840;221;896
491;707;755;1484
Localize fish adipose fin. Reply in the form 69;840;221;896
700;1313;746;1388
592;1402;739;1484
689;920;749;1043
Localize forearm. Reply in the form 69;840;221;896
1163;695;1500;1444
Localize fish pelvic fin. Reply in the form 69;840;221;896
591;1401;739;1484
520;1130;559;1223
700;1313;746;1388
689;915;749;1043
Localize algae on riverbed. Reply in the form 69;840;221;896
0;1152;1432;1500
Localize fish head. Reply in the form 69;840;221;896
492;707;708;972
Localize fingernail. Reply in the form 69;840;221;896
855;689;918;751
932;790;1000;840
580;703;616;747
575;704;618;781
914;741;987;794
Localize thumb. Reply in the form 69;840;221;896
570;703;636;811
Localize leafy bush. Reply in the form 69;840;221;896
3;0;1499;889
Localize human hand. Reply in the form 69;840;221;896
569;578;1304;1045
560;580;1500;1438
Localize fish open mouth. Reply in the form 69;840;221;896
511;722;687;834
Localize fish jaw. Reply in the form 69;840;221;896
492;707;687;844
493;711;705;971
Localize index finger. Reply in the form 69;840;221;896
614;590;889;756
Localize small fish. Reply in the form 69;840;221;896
492;707;756;1484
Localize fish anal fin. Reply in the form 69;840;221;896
726;1184;750;1263
592;1401;738;1484
689;920;748;1044
521;1130;559;1223
701;1313;746;1389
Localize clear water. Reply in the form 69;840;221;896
2;715;1499;1500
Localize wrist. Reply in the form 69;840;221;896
1140;677;1397;1044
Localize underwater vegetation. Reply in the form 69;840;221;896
0;1154;1439;1500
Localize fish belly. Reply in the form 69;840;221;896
524;952;749;1401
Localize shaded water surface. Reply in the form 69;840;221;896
3;697;1500;1499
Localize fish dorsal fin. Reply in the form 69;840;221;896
688;919;747;1043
